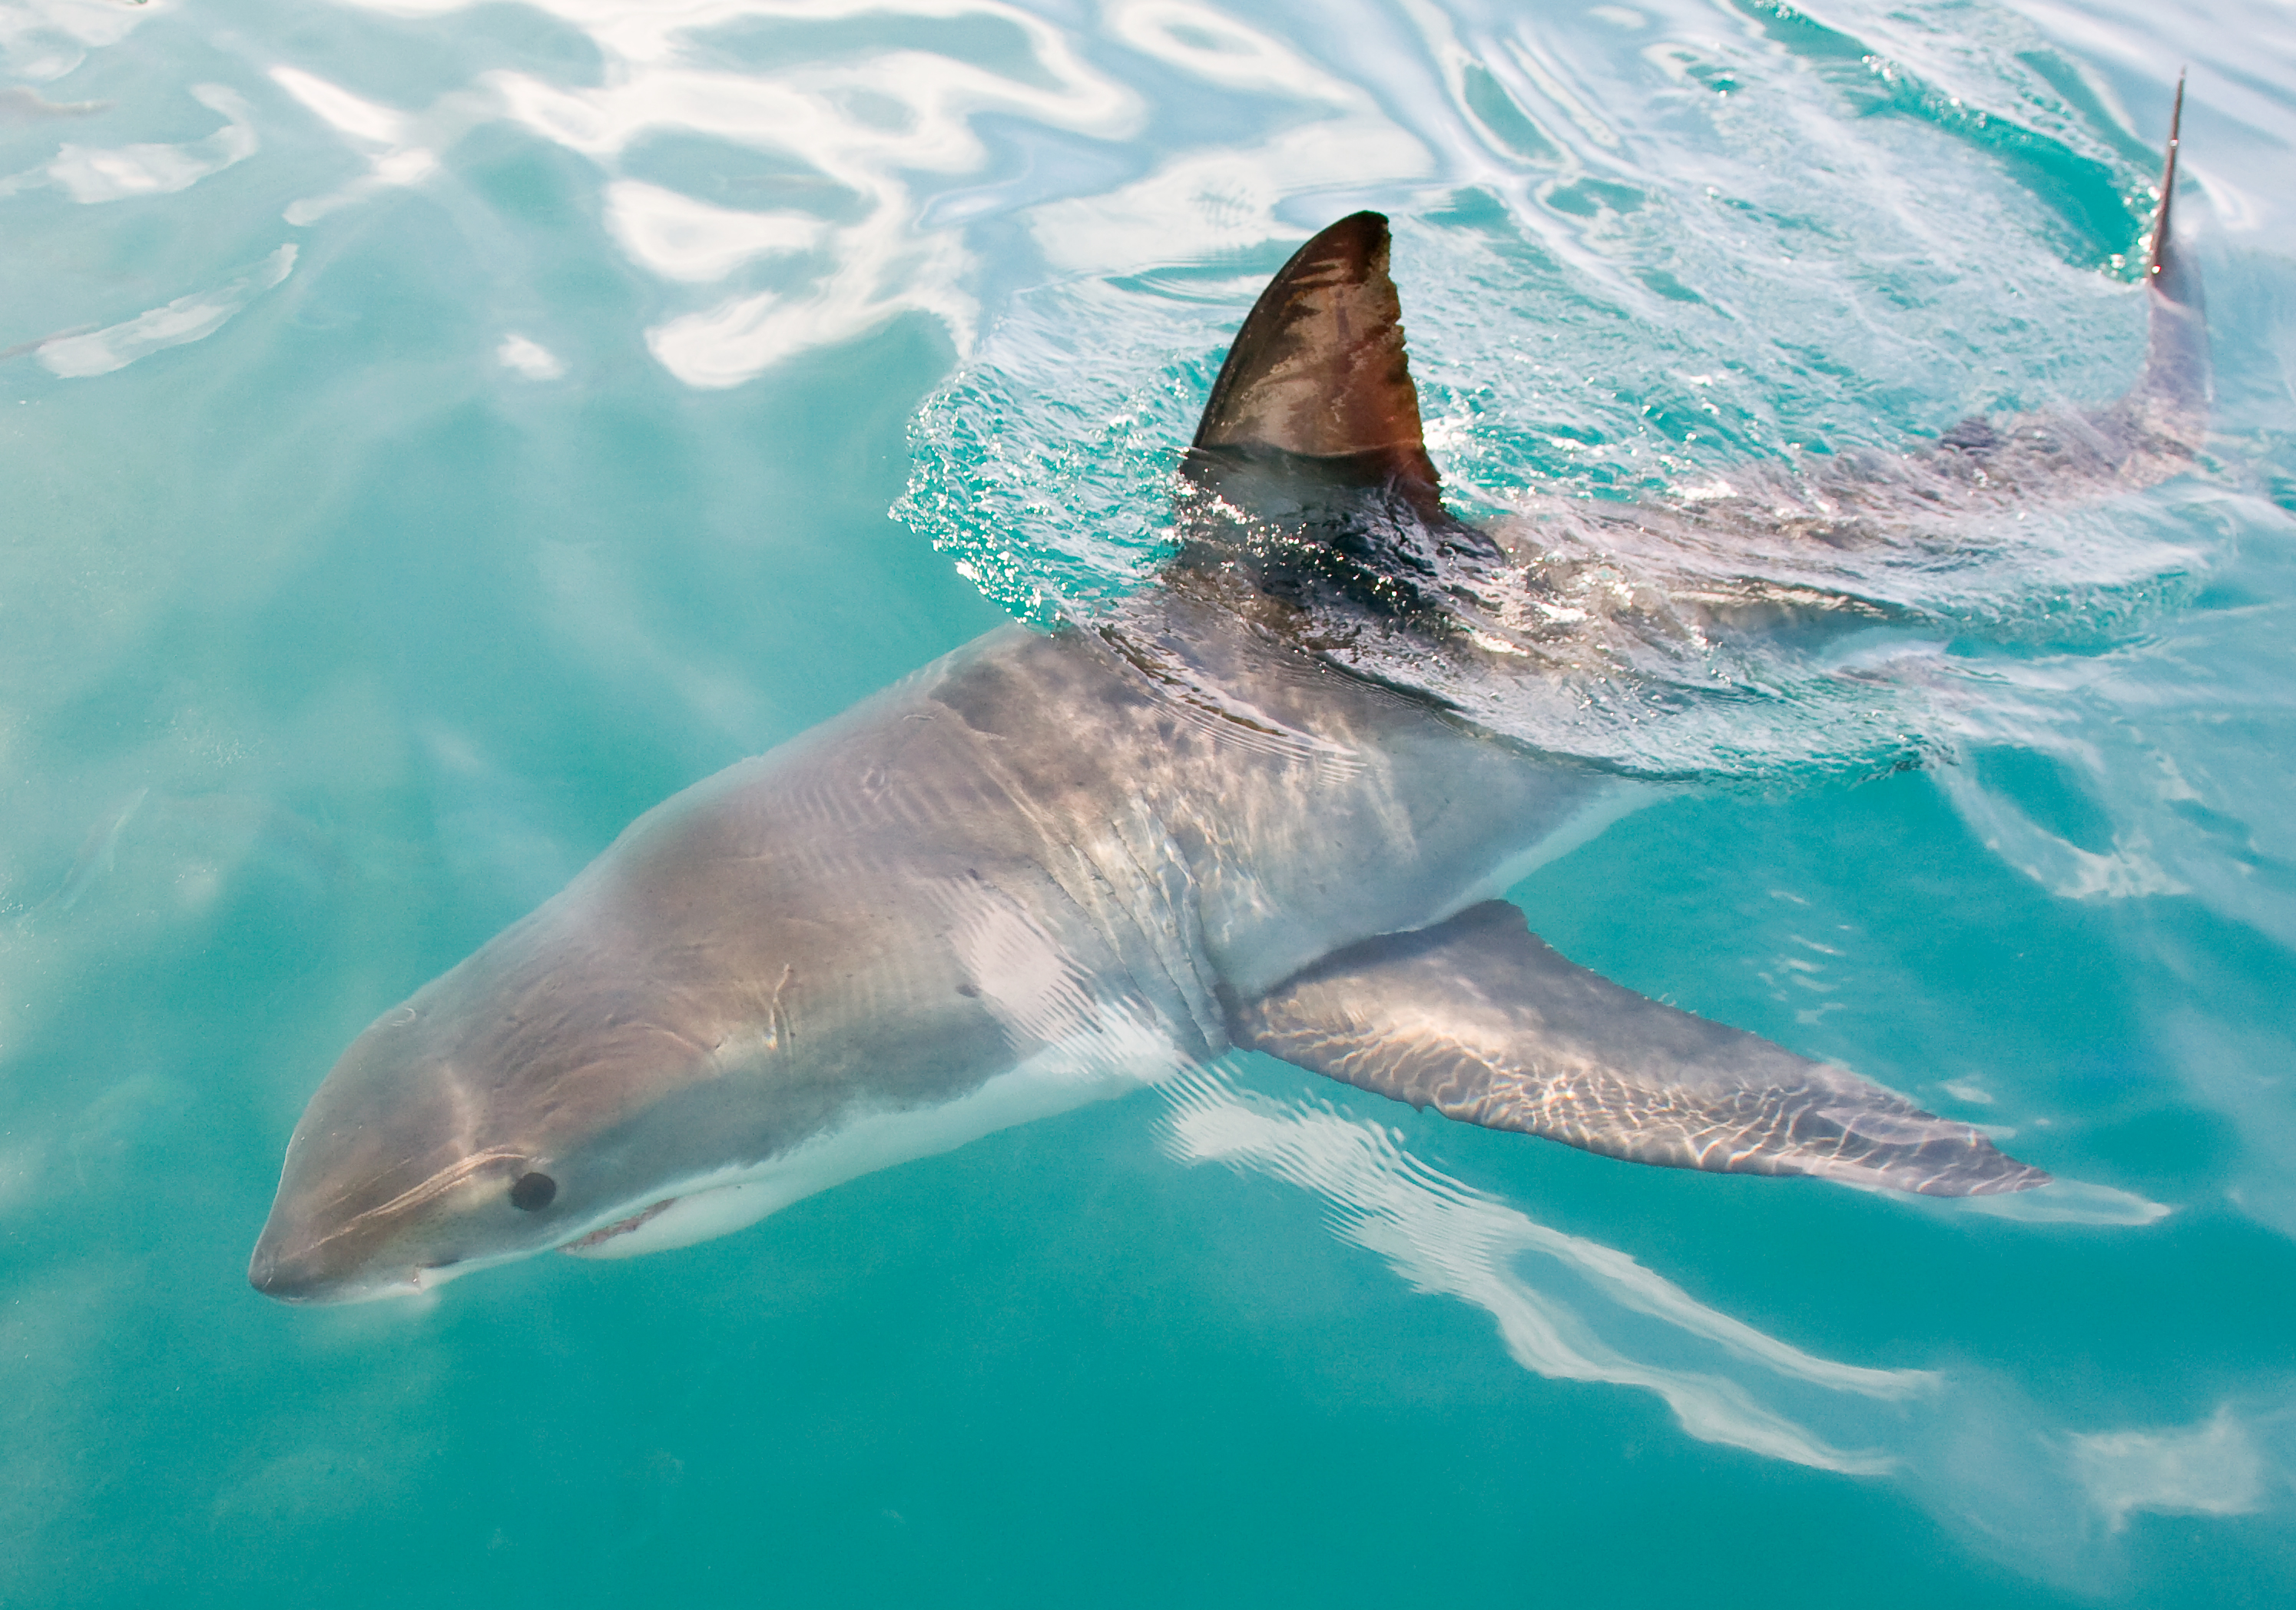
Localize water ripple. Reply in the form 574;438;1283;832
1163;1064;2284;1591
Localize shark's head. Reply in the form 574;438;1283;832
248;1001;561;1304
245;906;738;1303
248;783;1009;1304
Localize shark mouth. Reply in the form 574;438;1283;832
561;1197;678;1254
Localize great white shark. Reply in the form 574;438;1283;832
250;92;2207;1304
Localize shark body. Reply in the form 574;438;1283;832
250;95;2206;1304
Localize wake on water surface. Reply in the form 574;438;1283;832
903;91;2215;784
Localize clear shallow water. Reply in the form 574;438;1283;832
2;0;2294;1604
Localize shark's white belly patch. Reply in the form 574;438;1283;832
561;1015;1189;1261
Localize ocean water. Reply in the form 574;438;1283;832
4;0;2295;1603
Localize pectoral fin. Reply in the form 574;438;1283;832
1231;902;2048;1197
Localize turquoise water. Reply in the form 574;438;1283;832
4;0;2295;1603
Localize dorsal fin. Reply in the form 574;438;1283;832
1188;213;1443;520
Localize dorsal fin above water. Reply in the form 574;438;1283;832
1188;212;1444;521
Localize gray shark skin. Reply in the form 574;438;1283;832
250;96;2205;1304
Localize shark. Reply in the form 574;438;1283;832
250;91;2205;1304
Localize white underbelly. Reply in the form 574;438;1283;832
559;1015;1188;1260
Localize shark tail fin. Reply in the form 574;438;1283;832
1231;901;2051;1197
2116;73;2209;459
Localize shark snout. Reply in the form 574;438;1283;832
246;1236;324;1302
247;1131;562;1304
247;1166;457;1305
246;1217;400;1304
246;1222;365;1303
247;1221;457;1305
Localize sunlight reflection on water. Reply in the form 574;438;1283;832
4;0;2296;1602
1164;1065;2277;1588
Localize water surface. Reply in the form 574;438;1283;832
4;1;2295;1605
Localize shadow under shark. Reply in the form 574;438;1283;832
250;94;2207;1304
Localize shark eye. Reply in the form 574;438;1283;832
509;1171;558;1211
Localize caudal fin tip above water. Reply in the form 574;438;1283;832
2145;71;2196;306
2113;71;2210;460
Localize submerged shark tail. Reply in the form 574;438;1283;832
2115;74;2209;463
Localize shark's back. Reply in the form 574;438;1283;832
1151;91;2205;777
